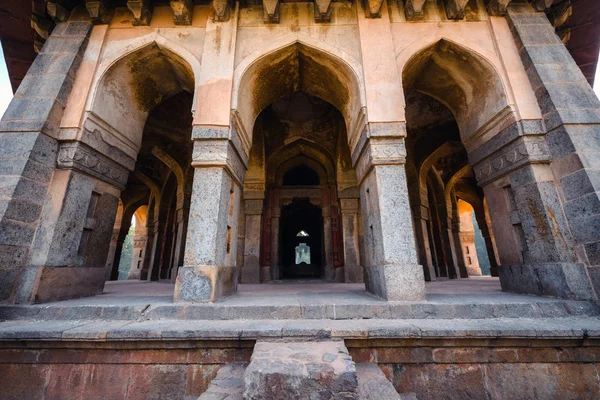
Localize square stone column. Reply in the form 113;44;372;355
340;198;364;283
174;129;246;302
412;204;437;281
241;198;264;283
353;124;425;301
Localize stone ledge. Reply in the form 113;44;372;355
1;298;597;321
0;318;599;342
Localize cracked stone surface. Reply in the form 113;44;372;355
243;340;358;400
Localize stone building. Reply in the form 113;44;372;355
1;1;600;399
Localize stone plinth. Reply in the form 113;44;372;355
243;340;359;400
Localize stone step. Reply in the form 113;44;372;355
355;363;417;400
243;340;359;399
198;362;247;400
1;298;597;321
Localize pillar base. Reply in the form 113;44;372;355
241;265;260;284
174;265;239;302
364;264;425;301
14;267;105;304
499;263;594;300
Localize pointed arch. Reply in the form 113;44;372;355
233;39;364;147
402;38;510;142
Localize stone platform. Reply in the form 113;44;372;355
2;278;600;399
1;277;598;321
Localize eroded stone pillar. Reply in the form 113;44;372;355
174;131;245;302
506;4;599;299
353;127;425;301
412;204;436;281
241;198;263;283
340;198;364;283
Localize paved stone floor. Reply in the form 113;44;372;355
93;276;548;305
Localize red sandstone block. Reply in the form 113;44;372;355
348;347;376;363
45;364;134;400
185;364;220;397
485;363;600;399
516;348;560;363
126;364;188;400
392;363;488;399
0;349;40;364
0;364;50;400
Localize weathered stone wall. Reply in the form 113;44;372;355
0;340;252;400
349;338;600;400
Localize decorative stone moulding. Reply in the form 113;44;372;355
127;0;153;26
85;0;110;24
170;0;194;25
314;0;333;22
263;0;281;23
473;136;550;186
444;0;469;20
404;0;426;20
46;1;70;23
487;0;512;16
57;142;130;189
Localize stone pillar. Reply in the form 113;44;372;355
340;198;364;283
0;21;120;303
505;4;598;299
105;228;121;280
353;127;425;300
412;204;436;281
170;203;189;282
270;210;281;281
241;198;263;283
322;201;334;280
474;209;500;277
174;130;245;302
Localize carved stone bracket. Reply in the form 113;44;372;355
363;0;385;18
404;0;426;20
86;0;110;24
57;142;130;189
263;0;280;23
314;0;332;23
487;0;512;16
532;0;556;12
444;0;469;20
170;0;193;25
473;136;550;186
127;0;153;26
46;1;70;23
211;0;234;21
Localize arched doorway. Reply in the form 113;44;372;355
280;198;323;279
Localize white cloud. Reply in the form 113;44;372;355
0;41;13;119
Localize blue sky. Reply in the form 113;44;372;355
1;41;600;118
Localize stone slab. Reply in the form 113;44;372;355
243;340;358;400
1;317;600;341
199;362;247;400
356;363;402;400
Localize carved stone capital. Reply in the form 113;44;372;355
47;1;70;23
314;0;332;22
192;138;247;186
444;0;469;20
127;0;153;26
170;0;193;25
354;137;407;184
263;0;280;23
86;0;110;24
404;0;426;20
473;136;550;186
57;142;130;189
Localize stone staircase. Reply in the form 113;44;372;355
199;340;416;400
